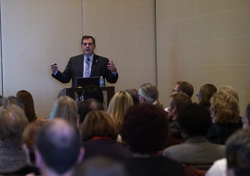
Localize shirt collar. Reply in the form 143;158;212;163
84;54;94;62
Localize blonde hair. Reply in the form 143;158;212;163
107;91;133;130
210;91;240;124
139;83;162;106
50;96;78;127
0;104;28;144
218;86;239;102
80;110;119;142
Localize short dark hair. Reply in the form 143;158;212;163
81;35;96;45
170;93;192;114
77;98;104;124
226;129;250;176
176;81;194;97
121;104;168;155
83;85;104;103
178;103;212;136
35;119;81;174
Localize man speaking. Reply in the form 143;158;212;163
51;35;118;88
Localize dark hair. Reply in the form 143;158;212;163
77;99;104;124
125;89;139;105
198;84;217;109
178;103;212;136
226;129;250;176
121;104;168;155
16;90;37;122
176;81;194;97
83;85;104;103
170;93;192;114
81;35;96;45
35;119;81;174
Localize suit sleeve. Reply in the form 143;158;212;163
52;58;72;83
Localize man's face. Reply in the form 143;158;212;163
81;38;96;57
172;84;180;94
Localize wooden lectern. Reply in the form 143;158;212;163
65;86;115;110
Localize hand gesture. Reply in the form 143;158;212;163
51;62;58;73
107;60;116;72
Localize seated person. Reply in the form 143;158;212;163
80;110;131;161
197;84;217;110
121;104;186;176
163;103;225;170
207;90;242;145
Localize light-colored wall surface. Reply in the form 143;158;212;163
1;0;83;118
81;0;156;92
1;0;156;118
156;0;250;116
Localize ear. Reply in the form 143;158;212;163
76;147;85;164
243;118;249;129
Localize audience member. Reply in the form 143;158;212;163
207;91;242;144
206;102;250;176
163;103;225;170
168;93;192;139
121;104;186;176
172;81;194;98
197;84;217;110
73;157;128;176
77;98;104;125
138;83;163;107
125;89;139;105
226;129;250;176
16;90;37;122
0;96;24;108
107;91;133;131
21;121;45;175
50;96;78;128
35;118;84;176
82;85;104;103
0;104;32;175
80;110;131;161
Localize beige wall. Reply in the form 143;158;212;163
1;0;83;118
81;0;156;91
156;0;250;116
1;0;156;118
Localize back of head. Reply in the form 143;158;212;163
178;103;212;137
219;86;239;102
22;121;44;164
210;91;240;124
246;103;250;124
176;81;194;97
107;91;133;130
35;118;81;174
170;92;192;114
50;96;78;127
0;104;28;144
73;157;128;176
80;110;119;142
198;84;217;108
139;83;161;105
125;89;139;105
77;98;104;124
0;96;24;109
83;85;104;103
121;104;168;155
16;90;37;122
226;129;250;176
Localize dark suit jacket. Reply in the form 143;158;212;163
52;54;118;88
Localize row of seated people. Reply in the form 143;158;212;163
0;81;247;176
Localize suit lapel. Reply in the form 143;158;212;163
91;54;98;76
80;55;84;77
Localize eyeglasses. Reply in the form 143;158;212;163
172;89;180;93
